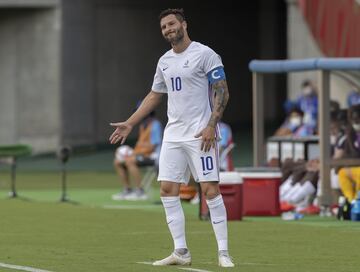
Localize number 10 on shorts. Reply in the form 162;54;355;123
200;156;214;171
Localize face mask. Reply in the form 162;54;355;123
352;123;360;132
330;135;337;145
303;87;313;96
290;117;302;127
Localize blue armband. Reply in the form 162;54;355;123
207;66;226;84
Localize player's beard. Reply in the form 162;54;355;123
164;27;184;45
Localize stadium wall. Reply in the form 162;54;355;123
0;7;61;153
286;0;360;107
0;0;287;153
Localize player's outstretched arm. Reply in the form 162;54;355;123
109;91;164;144
195;79;229;152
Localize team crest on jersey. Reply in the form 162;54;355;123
183;60;189;68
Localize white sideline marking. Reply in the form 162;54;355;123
0;262;54;272
178;268;212;272
242;262;278;266
136;261;213;272
103;205;160;210
118;231;213;236
136;262;153;265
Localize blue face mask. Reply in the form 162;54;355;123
289;117;302;127
352;123;360;132
302;87;313;96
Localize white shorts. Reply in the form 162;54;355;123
157;140;220;184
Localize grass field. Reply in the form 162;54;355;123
0;147;359;272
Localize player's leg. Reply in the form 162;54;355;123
200;182;234;267
280;176;294;200
289;180;316;204
338;167;356;202
350;167;360;199
153;142;191;266
124;155;147;199
113;159;130;187
185;140;234;267
124;155;142;188
112;159;132;200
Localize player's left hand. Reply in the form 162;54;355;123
194;126;216;152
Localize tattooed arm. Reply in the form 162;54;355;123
195;79;230;152
208;79;229;128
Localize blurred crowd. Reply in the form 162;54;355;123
271;79;360;219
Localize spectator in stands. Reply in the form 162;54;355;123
218;121;235;171
295;79;318;131
336;105;360;204
280;158;319;213
280;107;346;214
112;106;162;201
274;106;314;137
347;87;360;107
279;79;318;134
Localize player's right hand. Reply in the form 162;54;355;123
109;122;133;144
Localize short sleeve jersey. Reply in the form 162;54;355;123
151;42;223;142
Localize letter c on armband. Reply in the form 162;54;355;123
207;67;226;84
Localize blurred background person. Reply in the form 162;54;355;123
295;79;318;132
218;121;235;172
347;87;360;107
112;107;162;201
279;106;347;215
335;105;360;205
274;106;314;137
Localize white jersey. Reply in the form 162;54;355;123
151;41;223;142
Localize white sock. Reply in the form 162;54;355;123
280;177;293;200
290;181;316;203
161;196;187;250
284;183;301;202
206;194;228;251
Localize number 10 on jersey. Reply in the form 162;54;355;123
201;156;214;171
171;77;182;91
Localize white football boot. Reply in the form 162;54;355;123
153;251;191;266
218;253;235;268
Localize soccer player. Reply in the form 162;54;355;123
109;8;234;267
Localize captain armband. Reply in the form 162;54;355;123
207;66;226;84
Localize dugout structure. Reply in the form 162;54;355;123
249;58;360;206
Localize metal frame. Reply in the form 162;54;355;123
0;0;59;8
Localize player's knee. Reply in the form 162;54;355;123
202;185;220;200
124;156;136;166
160;182;179;196
113;160;123;169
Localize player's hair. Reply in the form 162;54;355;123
301;79;312;88
159;8;185;22
288;106;304;117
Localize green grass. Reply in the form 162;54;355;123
0;171;359;271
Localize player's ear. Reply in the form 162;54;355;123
182;20;187;30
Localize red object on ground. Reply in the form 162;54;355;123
239;169;282;216
200;172;243;221
280;201;295;212
298;204;320;215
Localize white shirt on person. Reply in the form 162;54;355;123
151;41;223;142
